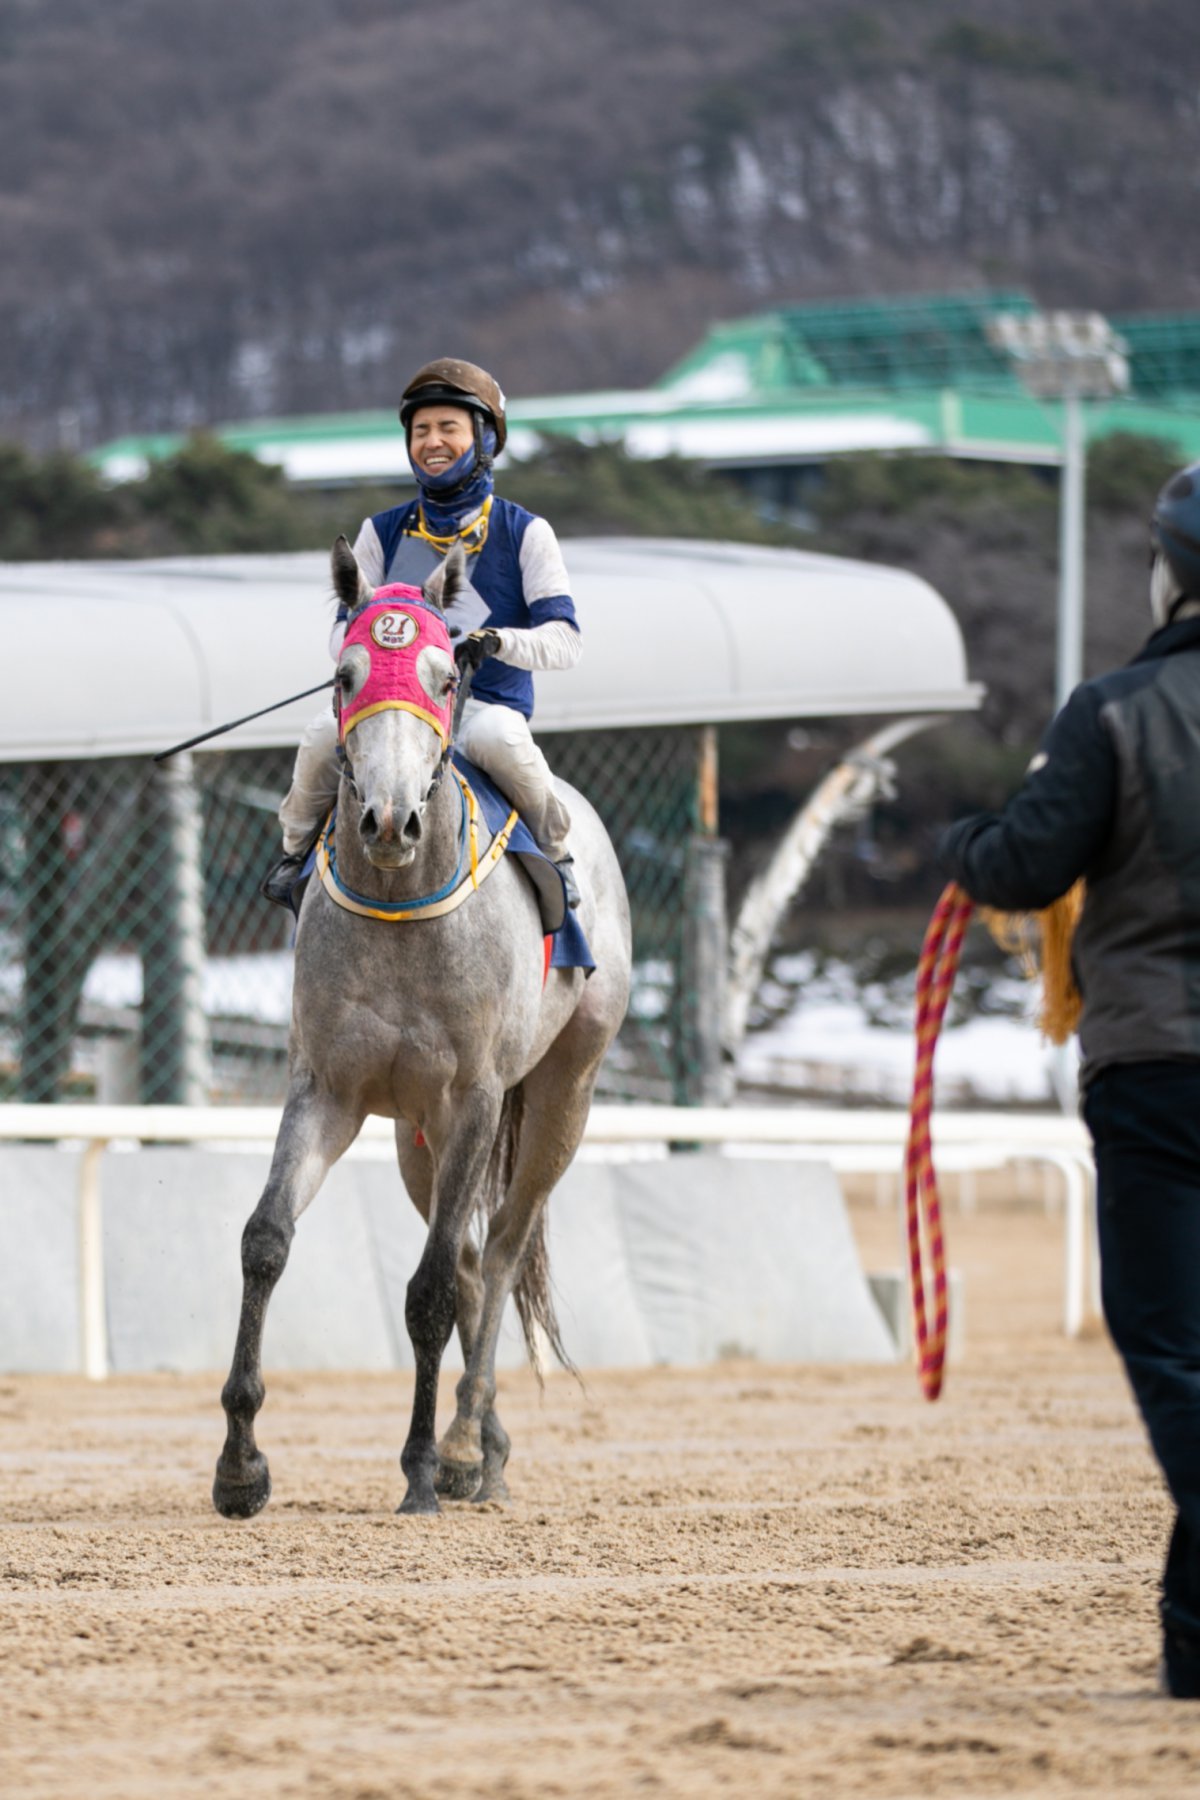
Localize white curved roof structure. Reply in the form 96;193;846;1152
3;538;979;762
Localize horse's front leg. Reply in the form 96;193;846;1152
399;1084;502;1516
213;1083;361;1518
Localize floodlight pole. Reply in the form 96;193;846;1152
1056;385;1086;712
987;311;1128;710
986;309;1129;1119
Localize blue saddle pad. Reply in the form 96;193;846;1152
452;752;595;972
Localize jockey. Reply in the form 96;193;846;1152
263;357;581;908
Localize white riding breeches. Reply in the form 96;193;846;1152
456;697;572;862
278;703;340;855
277;697;571;862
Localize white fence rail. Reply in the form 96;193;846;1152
0;1104;1098;1379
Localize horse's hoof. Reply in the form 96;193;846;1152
397;1486;441;1517
435;1458;483;1501
212;1455;271;1519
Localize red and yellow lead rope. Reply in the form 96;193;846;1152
904;878;1085;1402
905;881;974;1401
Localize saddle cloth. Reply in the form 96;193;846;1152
452;753;595;972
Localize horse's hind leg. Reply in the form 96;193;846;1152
213;1086;360;1519
396;1131;490;1500
399;1085;503;1516
449;1024;607;1504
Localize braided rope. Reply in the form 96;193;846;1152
905;881;974;1401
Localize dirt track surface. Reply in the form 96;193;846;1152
1;1201;1196;1798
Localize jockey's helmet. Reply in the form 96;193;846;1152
1151;462;1200;599
399;359;508;454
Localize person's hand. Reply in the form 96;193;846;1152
455;628;501;673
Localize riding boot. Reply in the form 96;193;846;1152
555;853;581;910
261;851;310;910
261;821;324;911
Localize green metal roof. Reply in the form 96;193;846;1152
1110;311;1200;403
660;291;1035;397
662;291;1200;408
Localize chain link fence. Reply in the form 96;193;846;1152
2;728;712;1108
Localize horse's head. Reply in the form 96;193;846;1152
330;537;467;869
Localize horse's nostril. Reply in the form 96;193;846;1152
360;806;378;839
403;810;423;844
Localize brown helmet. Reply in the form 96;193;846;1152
399;358;507;453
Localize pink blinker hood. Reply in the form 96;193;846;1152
339;586;456;744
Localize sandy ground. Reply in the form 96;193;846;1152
1;1188;1195;1799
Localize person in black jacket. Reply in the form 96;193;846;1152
941;460;1200;1700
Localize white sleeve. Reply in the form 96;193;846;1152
518;515;572;603
493;618;582;672
327;518;384;660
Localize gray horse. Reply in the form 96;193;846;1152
213;540;631;1517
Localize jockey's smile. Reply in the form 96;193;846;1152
409;404;475;476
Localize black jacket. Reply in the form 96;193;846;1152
940;615;1200;1083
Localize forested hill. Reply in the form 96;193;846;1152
4;0;1200;445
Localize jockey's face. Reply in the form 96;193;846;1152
409;405;475;476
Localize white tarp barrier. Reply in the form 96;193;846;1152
0;1148;895;1374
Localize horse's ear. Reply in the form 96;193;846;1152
331;536;374;616
422;542;467;614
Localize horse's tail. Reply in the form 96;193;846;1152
479;1083;576;1381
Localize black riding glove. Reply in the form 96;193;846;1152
454;628;502;674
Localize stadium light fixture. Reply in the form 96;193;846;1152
987;311;1130;711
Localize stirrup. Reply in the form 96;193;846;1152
261;848;310;909
555;853;581;911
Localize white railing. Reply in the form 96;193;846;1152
0;1104;1097;1379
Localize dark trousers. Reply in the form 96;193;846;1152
1084;1061;1200;1691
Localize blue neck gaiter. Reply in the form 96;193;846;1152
409;425;497;536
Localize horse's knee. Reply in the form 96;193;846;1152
241;1215;293;1287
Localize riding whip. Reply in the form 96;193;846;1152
153;679;336;761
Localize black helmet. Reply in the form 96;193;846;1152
1151;462;1200;597
399;358;508;453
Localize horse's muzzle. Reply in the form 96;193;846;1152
359;800;423;867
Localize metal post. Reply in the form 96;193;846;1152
79;1139;109;1379
20;763;73;1100
1056;388;1086;711
142;752;210;1104
680;726;730;1106
1052;395;1085;1117
681;836;730;1105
